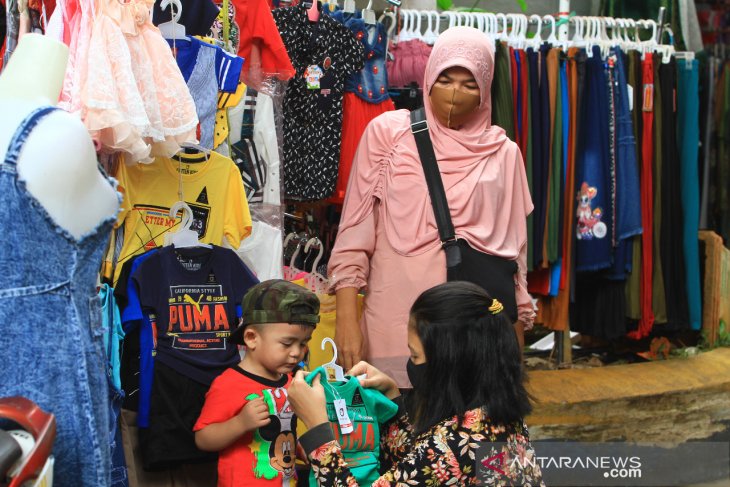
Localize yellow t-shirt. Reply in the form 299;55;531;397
113;151;252;284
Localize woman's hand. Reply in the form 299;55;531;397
335;319;366;371
348;361;400;400
288;370;329;429
335;287;366;370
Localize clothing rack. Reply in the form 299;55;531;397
391;9;674;55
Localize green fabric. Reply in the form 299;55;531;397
525;56;534;272
491;42;515;141
305;367;398;486
547;55;563;264
652;60;667;324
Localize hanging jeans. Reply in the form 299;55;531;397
0;107;118;486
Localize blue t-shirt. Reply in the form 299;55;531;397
133;246;256;385
121;249;158;427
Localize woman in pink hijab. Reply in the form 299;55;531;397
328;26;535;387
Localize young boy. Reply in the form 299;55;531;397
193;279;319;486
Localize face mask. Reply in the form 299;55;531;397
406;358;427;390
429;85;481;129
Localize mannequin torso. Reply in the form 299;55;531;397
0;34;119;240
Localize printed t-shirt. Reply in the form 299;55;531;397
114;151;251;284
304;367;398;486
132;245;258;385
194;366;297;487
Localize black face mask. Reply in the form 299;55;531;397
406;358;427;390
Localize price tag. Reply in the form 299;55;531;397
333;399;353;434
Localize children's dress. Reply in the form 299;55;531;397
58;0;198;163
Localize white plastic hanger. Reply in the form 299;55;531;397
485;13;497;38
527;14;542;50
495;13;508;42
543;14;558;46
423;11;437;45
158;0;187;41
343;0;355;14
432;11;442;40
573;16;587;48
446;11;457;30
283;233;310;281
408;10;419;39
362;0;376;25
379;10;397;46
397;10;410;42
163;202;213;248
302;238;328;294
413;11;424;40
321;338;346;381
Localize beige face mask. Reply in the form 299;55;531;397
429;85;481;129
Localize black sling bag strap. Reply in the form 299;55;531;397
409;108;462;268
409;107;519;322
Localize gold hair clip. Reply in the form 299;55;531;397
489;299;503;315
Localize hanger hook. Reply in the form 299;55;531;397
322;338;338;365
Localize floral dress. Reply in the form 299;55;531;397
300;401;546;486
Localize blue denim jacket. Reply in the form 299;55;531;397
0;107;118;486
326;8;390;104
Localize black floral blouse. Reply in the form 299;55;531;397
272;4;364;201
299;399;546;486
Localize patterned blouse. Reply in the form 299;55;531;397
300;400;546;486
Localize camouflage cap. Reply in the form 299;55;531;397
230;279;320;345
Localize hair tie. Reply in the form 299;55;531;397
489;298;503;315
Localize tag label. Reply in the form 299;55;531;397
627;84;634;112
324;365;338;381
642;84;654;112
304;65;324;90
333;398;353;434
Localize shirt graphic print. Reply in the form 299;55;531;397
194;367;298;486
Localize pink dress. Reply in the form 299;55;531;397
58;0;198;163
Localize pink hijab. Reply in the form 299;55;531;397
422;26;507;162
337;26;533;258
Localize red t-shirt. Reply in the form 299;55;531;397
194;366;297;486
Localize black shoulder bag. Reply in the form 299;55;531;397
410;108;519;322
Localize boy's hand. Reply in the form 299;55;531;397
237;396;271;433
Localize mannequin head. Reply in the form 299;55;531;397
429;66;481;129
0;34;68;103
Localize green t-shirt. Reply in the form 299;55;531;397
305;367;398;485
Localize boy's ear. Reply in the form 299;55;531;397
243;326;260;350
